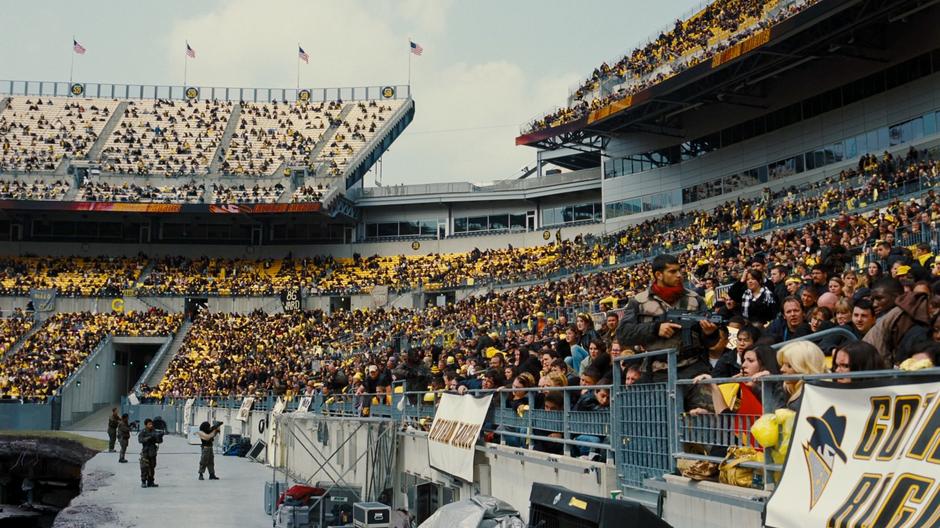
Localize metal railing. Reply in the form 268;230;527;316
123;351;940;511
0;80;411;103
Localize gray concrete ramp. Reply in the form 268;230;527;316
56;432;274;527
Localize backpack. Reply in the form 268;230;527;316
276;485;326;509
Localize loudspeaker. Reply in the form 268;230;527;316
528;484;672;528
246;439;267;462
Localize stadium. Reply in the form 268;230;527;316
2;0;940;526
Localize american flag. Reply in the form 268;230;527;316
73;39;86;55
186;42;196;59
410;41;423;56
298;45;309;64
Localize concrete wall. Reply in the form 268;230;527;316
0;402;55;429
59;338;118;426
0;291;418;316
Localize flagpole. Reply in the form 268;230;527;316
184;55;188;88
69;36;75;85
407;38;412;88
296;44;300;92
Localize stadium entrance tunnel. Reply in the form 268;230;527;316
112;340;162;394
0;433;102;528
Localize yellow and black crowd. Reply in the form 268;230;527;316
0;310;181;399
527;0;821;133
0;148;938;464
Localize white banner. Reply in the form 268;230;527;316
183;398;195;425
237;397;255;422
427;393;493;482
766;378;940;528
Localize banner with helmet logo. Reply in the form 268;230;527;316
427;392;493;482
765;378;940;528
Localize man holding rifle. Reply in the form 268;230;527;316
138;418;164;488
197;420;223;480
616;254;720;384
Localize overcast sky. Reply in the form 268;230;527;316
1;0;702;185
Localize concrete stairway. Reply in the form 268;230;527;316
86;101;129;161
2;319;42;361
62;181;82;201
135;258;156;287
141;319;193;388
307;104;354;170
68;405;116;432
208;103;242;175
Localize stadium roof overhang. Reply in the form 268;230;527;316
516;0;930;157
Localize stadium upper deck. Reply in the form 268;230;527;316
517;0;936;158
0;82;414;208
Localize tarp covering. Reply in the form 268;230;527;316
417;496;525;528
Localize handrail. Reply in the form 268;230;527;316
341;97;414;181
132;334;175;394
768;325;858;350
674;367;940;386
0;80;411;103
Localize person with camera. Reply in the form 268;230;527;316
138;418;164;488
197;420;223;480
117;414;131;463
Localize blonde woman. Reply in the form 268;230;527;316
833;298;853;326
777;341;827;411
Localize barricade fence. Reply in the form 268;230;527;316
118;354;940;509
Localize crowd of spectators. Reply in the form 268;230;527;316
0;310;182;400
0;256;144;296
0;97;119;172
138;256;331;296
291;184;324;203
0;178;70;200
80;180;206;203
100;99;232;175
2;152;939;460
0;149;932;300
318;100;403;176
0;311;33;358
211;182;284;204
526;0;821;133
221;101;339;176
127;148;940;426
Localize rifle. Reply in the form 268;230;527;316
664;310;729;349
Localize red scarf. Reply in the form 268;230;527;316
652;283;685;305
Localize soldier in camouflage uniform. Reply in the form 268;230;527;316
117;414;131;463
138;418;164;488
107;408;120;452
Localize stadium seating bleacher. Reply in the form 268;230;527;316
99;99;232;175
0;97;119;171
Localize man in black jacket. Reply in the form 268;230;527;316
197;421;222;480
769;297;812;342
